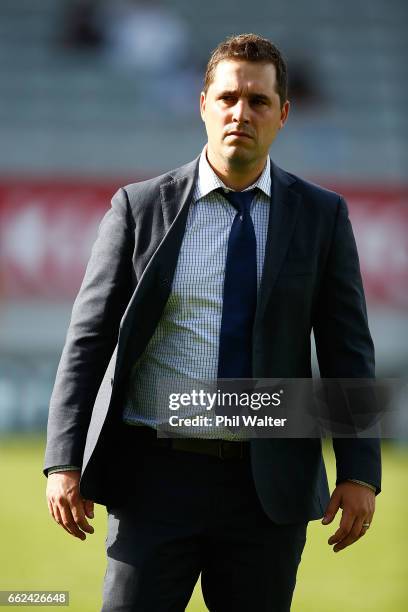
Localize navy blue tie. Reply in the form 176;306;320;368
217;188;258;379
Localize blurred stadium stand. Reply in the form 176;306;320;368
0;0;407;432
0;0;407;177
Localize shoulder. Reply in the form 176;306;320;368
119;158;199;211
273;161;344;213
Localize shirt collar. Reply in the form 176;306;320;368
195;146;271;201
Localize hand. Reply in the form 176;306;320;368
322;481;375;553
46;470;95;541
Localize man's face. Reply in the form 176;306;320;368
200;59;289;172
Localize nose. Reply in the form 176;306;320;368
232;99;249;124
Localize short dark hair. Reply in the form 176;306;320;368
204;33;288;107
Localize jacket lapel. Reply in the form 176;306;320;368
154;159;199;284
160;157;199;230
255;160;301;325
114;159;199;380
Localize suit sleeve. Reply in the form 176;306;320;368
313;196;381;493
44;188;134;474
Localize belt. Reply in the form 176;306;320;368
153;437;249;460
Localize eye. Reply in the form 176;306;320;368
252;98;267;106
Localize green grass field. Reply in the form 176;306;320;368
0;437;407;611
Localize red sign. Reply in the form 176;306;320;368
0;181;114;299
0;179;407;308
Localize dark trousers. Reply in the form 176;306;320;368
102;440;307;612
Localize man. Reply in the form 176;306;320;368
45;34;381;611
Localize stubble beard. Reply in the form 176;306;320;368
222;143;260;174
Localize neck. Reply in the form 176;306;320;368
206;147;266;191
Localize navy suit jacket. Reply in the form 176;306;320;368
44;156;381;524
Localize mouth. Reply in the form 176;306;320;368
225;131;253;140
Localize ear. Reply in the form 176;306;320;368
279;100;290;129
200;91;206;122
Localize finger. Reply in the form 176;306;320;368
84;499;94;519
48;500;70;536
322;489;341;525
54;505;78;538
359;516;373;537
328;511;354;545
333;517;366;552
71;500;94;535
362;515;374;529
47;498;56;521
59;502;87;540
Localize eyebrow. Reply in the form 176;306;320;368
217;90;272;103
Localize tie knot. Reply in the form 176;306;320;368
217;188;257;215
